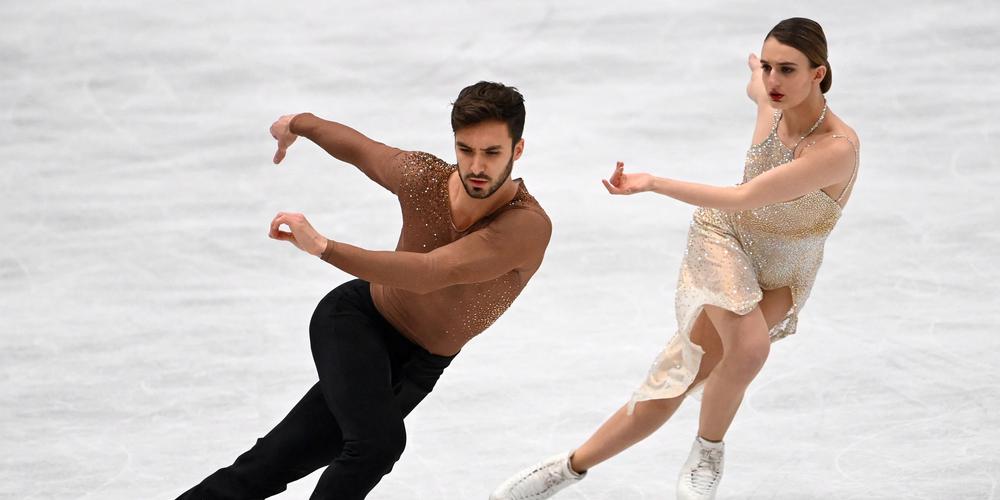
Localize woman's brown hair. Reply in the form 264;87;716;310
767;18;832;93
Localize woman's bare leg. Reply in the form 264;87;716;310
569;313;723;472
569;287;792;472
698;287;792;441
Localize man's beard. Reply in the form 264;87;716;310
461;154;514;199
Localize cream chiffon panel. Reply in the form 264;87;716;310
626;207;802;413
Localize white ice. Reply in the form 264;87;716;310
1;1;998;499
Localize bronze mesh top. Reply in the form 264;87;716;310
291;113;550;355
365;152;550;355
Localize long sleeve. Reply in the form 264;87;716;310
289;113;405;193
320;208;551;294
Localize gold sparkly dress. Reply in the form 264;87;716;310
629;109;859;408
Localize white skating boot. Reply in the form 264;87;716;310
676;436;725;500
490;452;586;500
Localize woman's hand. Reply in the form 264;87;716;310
746;52;768;104
602;161;653;195
269;212;328;256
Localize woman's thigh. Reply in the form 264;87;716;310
687;286;792;388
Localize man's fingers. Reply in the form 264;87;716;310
272;135;297;164
270;213;287;236
270;230;294;241
269;212;305;237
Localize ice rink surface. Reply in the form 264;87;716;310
2;1;998;499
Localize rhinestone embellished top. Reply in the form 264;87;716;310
367;151;551;356
683;109;860;341
730;109;859;334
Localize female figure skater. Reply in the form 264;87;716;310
491;17;859;500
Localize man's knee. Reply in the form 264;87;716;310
342;425;407;472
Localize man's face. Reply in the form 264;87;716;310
454;120;524;199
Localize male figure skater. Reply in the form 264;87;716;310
178;81;551;499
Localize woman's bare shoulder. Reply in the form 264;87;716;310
827;113;860;148
803;114;860;157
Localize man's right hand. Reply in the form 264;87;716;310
270;114;299;164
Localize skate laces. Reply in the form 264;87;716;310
509;457;572;498
541;459;570;489
686;447;723;493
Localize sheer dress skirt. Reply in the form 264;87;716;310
627;207;801;412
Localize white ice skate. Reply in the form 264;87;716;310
490;452;586;500
676;437;724;500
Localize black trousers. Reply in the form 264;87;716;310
178;279;455;500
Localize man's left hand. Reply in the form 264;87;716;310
269;212;328;256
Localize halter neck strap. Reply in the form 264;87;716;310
776;100;828;153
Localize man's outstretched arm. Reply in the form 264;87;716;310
270;113;405;193
268;210;551;294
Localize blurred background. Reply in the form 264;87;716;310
1;1;998;498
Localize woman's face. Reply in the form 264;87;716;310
759;37;826;109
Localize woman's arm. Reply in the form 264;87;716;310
747;53;779;145
746;53;769;104
603;137;856;210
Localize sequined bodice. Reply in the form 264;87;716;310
725;118;856;294
737;131;843;239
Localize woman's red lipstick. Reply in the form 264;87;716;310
769;92;784;102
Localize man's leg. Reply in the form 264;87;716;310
306;280;414;500
179;279;453;500
393;347;454;417
177;383;344;499
177;282;370;500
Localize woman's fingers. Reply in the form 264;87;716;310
610;161;625;186
603;161;633;195
603;178;627;195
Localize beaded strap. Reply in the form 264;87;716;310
830;135;859;203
